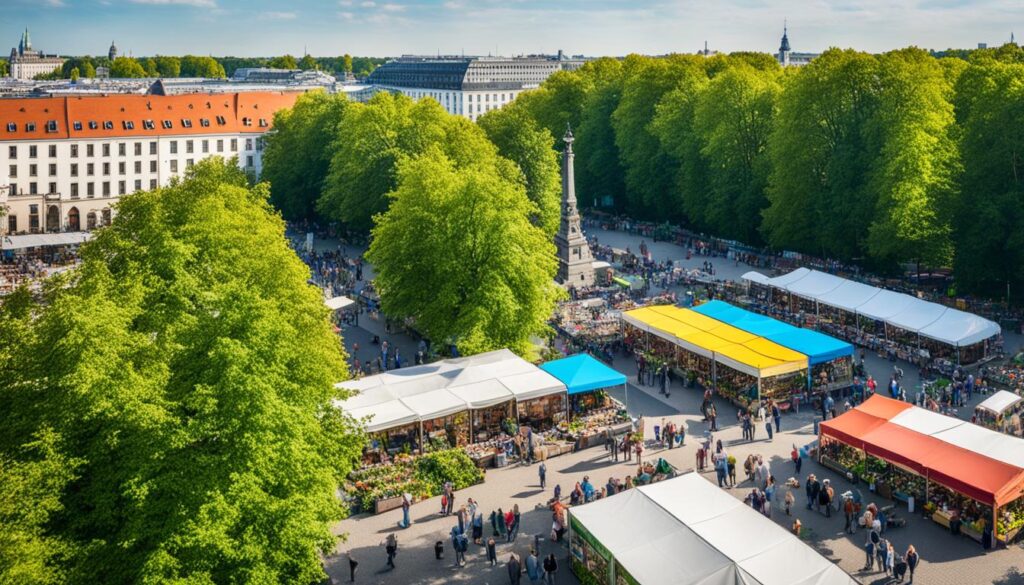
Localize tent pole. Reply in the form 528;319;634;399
419;421;424;453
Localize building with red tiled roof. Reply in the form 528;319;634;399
0;91;301;236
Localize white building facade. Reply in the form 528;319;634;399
366;54;584;121
8;29;64;81
0;92;300;235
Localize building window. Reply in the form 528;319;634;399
135;142;142;155
118;181;126;195
48;182;56;195
150;160;157;173
7;123;16;133
29;145;37;158
134;161;141;174
258;118;268;127
122;121;134;130
8;146;15;159
246;155;254;168
119;143;126;156
7;215;15;234
134;179;142;192
103;144;110;157
181;119;193;128
245;138;253;151
88;121;98;130
87;183;94;197
8;165;15;178
186;159;194;169
103;163;110;176
103;121;113;130
170;160;178;173
71;163;78;177
150;179;157;189
186;140;194;154
215;115;226;125
143;120;155;130
230;138;237;152
29;182;37;195
118;162;126;175
25;123;36;132
162;120;173;129
170;141;178;154
49;164;56;177
202;140;209;153
200;118;210;127
9;183;16;195
87;211;96;229
216;139;223;153
49;145;57;157
149;141;157;155
71;144;78;158
71;183;79;198
46;120;58;133
29;205;39;231
103;182;111;196
87;144;94;157
29;164;37;177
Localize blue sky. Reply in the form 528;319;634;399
3;0;1022;58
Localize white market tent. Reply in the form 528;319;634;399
1;231;92;251
325;296;356;311
333;349;567;431
745;268;1000;348
569;473;858;585
976;390;1024;417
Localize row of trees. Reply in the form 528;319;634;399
507;44;1024;300
36;54;386;81
0;160;365;583
263;91;562;356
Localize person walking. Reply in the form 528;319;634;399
538;462;547;488
543;553;558;584
708;403;718;431
785;489;795;516
383;533;398;569
399;493;411;528
510;504;521;541
772;402;782;433
487;537;498;566
526;549;541;585
792;445;803;475
805;474;818;510
864;530;877;572
765;416;773;441
507;553;522;585
905;545;919;583
496;507;507;539
819;479;833;518
844;495;856;534
347;551;358;583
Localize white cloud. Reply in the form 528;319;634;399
360;0;375;5
43;0;66;6
338;11;355;20
380;3;405;12
443;1;462;7
129;0;217;6
259;11;297;20
338;0;352;5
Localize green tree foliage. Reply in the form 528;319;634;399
32;67;63;81
575;63;627;210
318;92;494;232
109;56;147;78
691;64;780;242
154;55;181;77
61;56;95;79
0;58;7;77
299;54;318;71
269;54;299;69
478;103;562;235
342;54;353;73
262;91;350;219
69;67;79;82
180;55;226;78
763;49;882;259
368;148;560;356
142;57;158;77
0;160;364;584
952;59;1024;299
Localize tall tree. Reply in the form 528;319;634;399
478;103;562;235
318;92;494;232
262;91;349;219
342;54;353;73
298;54;318;71
269;54;299;69
109;56;147;78
0;160;364;584
142;58;158;77
180;55;226;78
368;149;560;356
154;56;181;77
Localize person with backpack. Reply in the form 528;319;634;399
543;553;558;584
383;533;398;569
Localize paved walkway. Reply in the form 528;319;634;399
325;370;1024;585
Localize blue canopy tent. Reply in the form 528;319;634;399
692;300;854;395
542;354;628;417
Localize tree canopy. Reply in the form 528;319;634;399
109;56;147;78
0;160;363;584
367;148;560;356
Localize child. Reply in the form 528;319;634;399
785;489;795;516
486;538;497;566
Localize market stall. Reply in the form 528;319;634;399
622;305;808;407
691;300;854;395
569;472;859;585
820;395;1024;543
542;353;630;450
975;391;1023;435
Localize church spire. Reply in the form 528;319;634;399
779;19;790;53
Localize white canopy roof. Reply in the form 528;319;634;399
570;473;858;585
742;271;771;285
782;269;845;298
334;349;568;432
761;268;999;348
919;307;1002;346
885;297;947;333
502;370;566;401
1;231;91;250
976;390;1023;416
886;401;1024;469
814;280;881;312
325;296;356;310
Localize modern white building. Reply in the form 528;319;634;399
365;53;585;121
0;92;301;235
8;28;64;81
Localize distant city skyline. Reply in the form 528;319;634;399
3;0;1022;58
